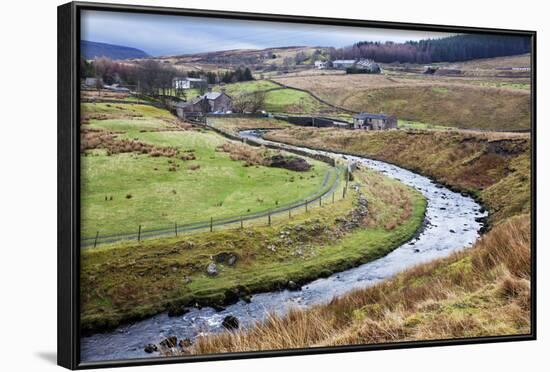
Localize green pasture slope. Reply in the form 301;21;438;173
80;102;332;238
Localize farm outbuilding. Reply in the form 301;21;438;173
353;112;397;130
203;90;232;113
331;60;357;69
172;77;208;90
174;89;233;117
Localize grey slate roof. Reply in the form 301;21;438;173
354;112;392;120
203;92;223;100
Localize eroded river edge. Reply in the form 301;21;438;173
81;130;487;362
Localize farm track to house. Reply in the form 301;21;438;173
81;166;341;248
266;79;358;114
80;130;486;362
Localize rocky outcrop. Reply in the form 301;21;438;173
267;154;311;172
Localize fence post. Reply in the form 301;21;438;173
332;192;335;204
210;217;213;232
305;200;308;212
94;231;99;248
268;212;271;226
288;209;291;219
240;216;243;229
175;222;178;237
319;197;322;207
138;225;141;242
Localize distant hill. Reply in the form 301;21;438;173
81;40;149;60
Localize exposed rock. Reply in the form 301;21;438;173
206;262;218;276
287;280;300;291
227;255;238;266
212;304;226;312
222;315;239;330
159;336;178;348
449;229;456;233
167;305;189;317
144;344;158;353
213;252;231;263
267;154;311;172
213;252;238;266
241;294;252;303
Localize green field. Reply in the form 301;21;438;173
81;166;427;333
214;80;341;115
81;103;332;238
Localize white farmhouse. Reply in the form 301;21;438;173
172;77;208;90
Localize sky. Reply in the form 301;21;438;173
81;10;455;57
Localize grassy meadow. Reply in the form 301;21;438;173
214;80;343;116
80;166;427;333
80;103;331;237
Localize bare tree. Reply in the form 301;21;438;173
247;91;266;113
231;91;266;113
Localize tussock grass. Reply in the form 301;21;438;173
273;75;530;130
81;128;192;160
216;142;270;166
266;127;531;224
189;215;530;354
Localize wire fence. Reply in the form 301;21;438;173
81;166;346;248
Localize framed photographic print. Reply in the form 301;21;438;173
57;1;536;369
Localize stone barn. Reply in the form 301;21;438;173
203;90;232;113
353;113;397;130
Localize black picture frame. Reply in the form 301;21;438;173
58;1;537;369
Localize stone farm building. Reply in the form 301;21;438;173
172;77;208;90
331;59;381;73
353;112;397;130
331;60;357;69
175;89;233;117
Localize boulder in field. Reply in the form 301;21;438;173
267;154;311;172
206;262;218;276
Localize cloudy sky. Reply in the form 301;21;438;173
81;10;454;56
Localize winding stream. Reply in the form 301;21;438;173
81;130;487;362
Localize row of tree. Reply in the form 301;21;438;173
193;67;254;85
328;34;531;64
81;57;255;96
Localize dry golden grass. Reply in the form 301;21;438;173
272;74;531;130
215;142;269;166
448;54;531;70
188;215;530;354
81;128;195;160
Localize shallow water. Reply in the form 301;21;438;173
80;130;486;362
